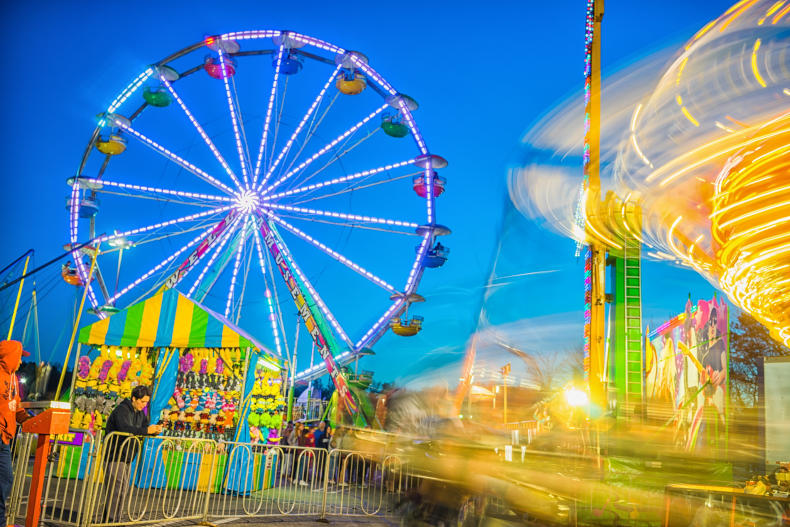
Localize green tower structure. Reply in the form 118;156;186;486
606;195;644;415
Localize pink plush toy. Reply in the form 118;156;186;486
117;360;132;381
98;359;113;382
179;353;194;373
174;387;186;409
78;356;91;379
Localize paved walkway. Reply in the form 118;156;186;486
218;517;397;526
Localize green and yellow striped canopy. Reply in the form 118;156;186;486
78;289;277;358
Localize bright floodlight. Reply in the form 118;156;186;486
565;387;589;407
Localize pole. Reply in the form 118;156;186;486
503;380;508;425
0;239;99;294
466;376;472;419
32;288;41;364
583;0;607;410
287;315;300;421
6;253;31;340
55;247;98;401
502;363;510;425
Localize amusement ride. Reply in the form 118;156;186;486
64;30;450;422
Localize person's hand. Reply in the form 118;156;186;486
147;424;163;435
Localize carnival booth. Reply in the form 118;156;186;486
66;289;284;491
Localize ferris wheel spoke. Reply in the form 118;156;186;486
101;204;235;244
197;223;251;303
291;171;418;205
217;48;252;189
252;225;284;357
267;203;418;231
94;189;224;209
259;102;389;195
257;217;354;349
285;126;379;192
160;77;241;188
277;214;420;236
186;215;244;298
259;64;343;189
110;119;236;195
107;219;225;305
280;91;340;178
264;210;397;294
225;216;251;318
264;159;417;201
81;177;233;205
252;44;285;186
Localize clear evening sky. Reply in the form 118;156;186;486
0;1;732;384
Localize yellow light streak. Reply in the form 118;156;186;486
710;184;790;219
676;57;689;86
681;106;700;127
646;115;778;183
630;104;641;132
715;121;735;133
720;0;761;32
758;0;785;24
751;39;767;88
773;3;790;23
655;124;790;187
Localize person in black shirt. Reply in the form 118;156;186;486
103;385;162;522
313;421;330;483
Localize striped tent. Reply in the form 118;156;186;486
78;289;280;361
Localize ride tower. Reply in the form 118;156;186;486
580;0;645;416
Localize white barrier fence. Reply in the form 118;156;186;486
7;431;413;527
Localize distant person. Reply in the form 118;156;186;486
0;340;30;526
314;421;330;450
289;423;304;480
102;385;163;522
313;421;330;482
281;421;294;482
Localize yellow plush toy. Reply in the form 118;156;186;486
70;409;84;428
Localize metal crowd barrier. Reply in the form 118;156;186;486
8;427;608;527
6;431;35;524
7;431;413;527
664;483;790;527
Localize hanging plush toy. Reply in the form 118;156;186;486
76;356;91;386
208;412;219;437
179;352;194;384
267;428;281;444
167;410;179;435
139;352;154;386
249;426;261;443
70;409;84;429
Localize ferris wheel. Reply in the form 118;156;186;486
66;30;449;395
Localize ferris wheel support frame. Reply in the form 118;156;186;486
256;212;358;415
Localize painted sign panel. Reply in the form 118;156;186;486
645;297;729;451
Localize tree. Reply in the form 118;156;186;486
729;311;789;406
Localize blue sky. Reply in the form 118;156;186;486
0;1;733;384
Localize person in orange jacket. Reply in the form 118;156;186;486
1;340;31;526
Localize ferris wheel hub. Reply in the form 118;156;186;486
235;190;261;214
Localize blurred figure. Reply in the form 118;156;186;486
314;421;330;483
0;340;30;527
281;421;294;483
